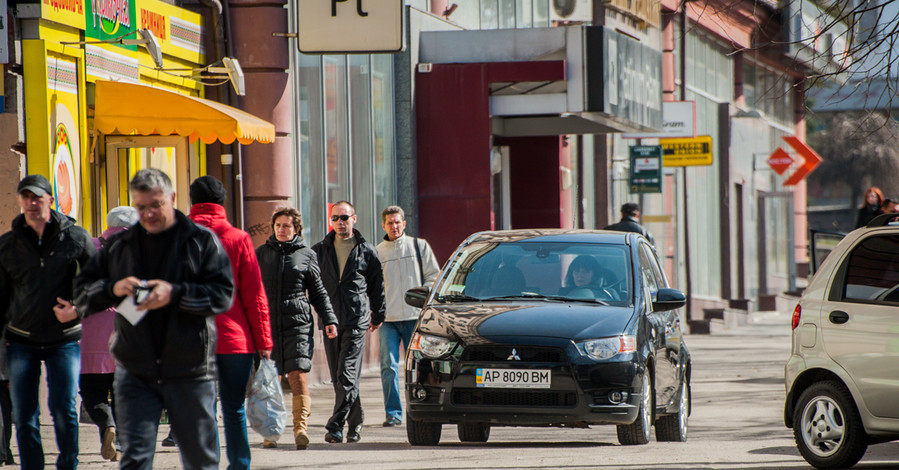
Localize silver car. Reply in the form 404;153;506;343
784;214;899;469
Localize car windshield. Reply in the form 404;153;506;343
434;241;632;307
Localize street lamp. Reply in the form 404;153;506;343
62;28;164;69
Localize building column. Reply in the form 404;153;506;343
227;0;292;245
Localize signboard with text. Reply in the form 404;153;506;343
297;0;404;53
661;135;713;167
629;145;663;194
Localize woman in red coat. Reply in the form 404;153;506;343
188;176;273;470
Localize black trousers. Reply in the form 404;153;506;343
323;328;367;433
79;373;116;436
0;380;11;462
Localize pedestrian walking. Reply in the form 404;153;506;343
0;174;96;470
856;186;885;228
312;201;385;444
604;202;655;245
80;205;139;463
188;175;273;468
375;205;439;427
76;168;233;470
256;206;338;450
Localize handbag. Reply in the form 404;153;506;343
246;358;287;441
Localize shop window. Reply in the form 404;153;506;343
324;55;350;214
349;54;375;240
372;54;396;224
298;53;326;241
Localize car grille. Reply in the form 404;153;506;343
462;346;565;363
453;389;577;407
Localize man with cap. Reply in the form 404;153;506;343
187;175;272;470
604;202;655;245
0;174;96;469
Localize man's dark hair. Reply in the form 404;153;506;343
271;206;303;233
621;202;640;217
381;205;405;223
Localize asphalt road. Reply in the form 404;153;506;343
41;309;899;469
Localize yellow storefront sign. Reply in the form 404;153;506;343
660;135;713;167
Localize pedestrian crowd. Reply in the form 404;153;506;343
0;169;442;469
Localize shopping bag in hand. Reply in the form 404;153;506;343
246;358;287;441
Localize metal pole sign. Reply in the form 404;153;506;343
297;0;405;53
629;145;663;194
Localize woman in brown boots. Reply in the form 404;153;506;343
256;207;338;449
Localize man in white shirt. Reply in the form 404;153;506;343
375;206;440;427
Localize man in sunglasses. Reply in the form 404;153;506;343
312;201;385;444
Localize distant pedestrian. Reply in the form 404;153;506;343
856;186;884;228
375;205;439;427
256;206;337;450
188;175;273;468
604;202;655;245
313;201;385;444
80;206;140;463
0;174;96;469
76;168;233;470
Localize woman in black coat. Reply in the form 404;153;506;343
256;207;338;450
855;186;884;228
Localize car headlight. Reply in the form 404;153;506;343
577;335;636;360
409;332;457;359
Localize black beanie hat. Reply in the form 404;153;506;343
190;175;226;205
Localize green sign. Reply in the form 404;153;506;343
629;145;662;194
86;0;137;45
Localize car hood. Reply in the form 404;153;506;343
417;301;635;345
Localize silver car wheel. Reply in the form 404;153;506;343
799;394;844;457
639;374;652;441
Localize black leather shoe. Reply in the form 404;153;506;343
346;425;362;443
324;430;343;443
382;416;402;427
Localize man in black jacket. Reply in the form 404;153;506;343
76;169;233;470
0;174;96;470
604;202;655;245
313;201;385;444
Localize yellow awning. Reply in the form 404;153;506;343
93;80;275;145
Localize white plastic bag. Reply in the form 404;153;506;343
246;358;287;441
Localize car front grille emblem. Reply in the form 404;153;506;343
507;348;521;361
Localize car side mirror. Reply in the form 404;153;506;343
652;288;686;312
405;286;430;309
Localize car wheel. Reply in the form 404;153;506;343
793;381;867;470
617;372;653;445
457;423;490;442
407;417;442;446
655;381;689;442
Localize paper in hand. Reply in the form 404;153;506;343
117;296;148;325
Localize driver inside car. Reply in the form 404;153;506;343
559;255;619;300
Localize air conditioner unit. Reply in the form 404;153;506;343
550;0;593;23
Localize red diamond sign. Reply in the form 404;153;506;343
767;148;794;175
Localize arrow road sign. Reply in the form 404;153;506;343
767;148;794;175
781;136;822;186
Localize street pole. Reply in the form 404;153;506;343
680;1;693;319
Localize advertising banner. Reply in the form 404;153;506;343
137;0;205;64
41;0;87;30
661;135;714;167
47;55;83;221
629;145;663;194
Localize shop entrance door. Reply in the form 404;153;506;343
104;136;197;218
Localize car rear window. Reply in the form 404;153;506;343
840;235;899;303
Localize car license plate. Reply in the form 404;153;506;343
476;368;551;389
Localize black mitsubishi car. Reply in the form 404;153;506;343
403;229;691;446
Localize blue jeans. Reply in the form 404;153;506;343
114;367;219;470
379;320;416;421
7;340;81;470
216;354;253;470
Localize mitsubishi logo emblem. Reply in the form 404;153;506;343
507;348;521;361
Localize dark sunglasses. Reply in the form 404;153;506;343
331;214;353;222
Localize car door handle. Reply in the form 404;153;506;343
829;310;850;324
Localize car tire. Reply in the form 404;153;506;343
617;372;654;445
457;423;490;442
655;382;689;442
793;381;867;470
407;417;442;446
